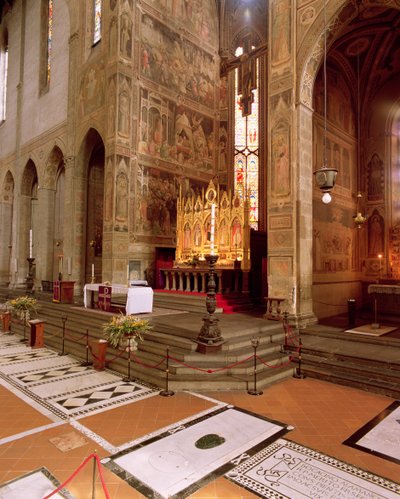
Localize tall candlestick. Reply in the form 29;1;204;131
210;204;215;255
29;229;33;258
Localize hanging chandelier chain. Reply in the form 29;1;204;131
323;0;327;168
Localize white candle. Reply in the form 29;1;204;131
210;204;215;255
67;257;72;275
91;263;94;278
127;264;130;281
29;229;33;258
59;256;63;274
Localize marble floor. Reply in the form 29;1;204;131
0;330;399;498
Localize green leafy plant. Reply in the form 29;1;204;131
6;296;38;324
103;314;151;349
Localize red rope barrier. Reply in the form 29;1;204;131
64;330;87;342
168;354;254;373
94;454;111;499
130;353;166;369
104;347;127;362
42;452;111;499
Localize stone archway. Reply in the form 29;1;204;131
74;128;105;287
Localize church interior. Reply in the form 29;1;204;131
0;0;399;497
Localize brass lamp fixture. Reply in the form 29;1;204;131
313;0;338;204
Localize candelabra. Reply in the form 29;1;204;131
26;257;35;293
196;254;224;353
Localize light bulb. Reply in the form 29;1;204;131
322;192;332;204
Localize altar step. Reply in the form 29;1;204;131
2;293;292;391
292;326;400;399
153;290;254;314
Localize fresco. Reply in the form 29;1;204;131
138;88;214;172
142;0;217;46
135;166;205;239
140;13;216;108
313;205;355;273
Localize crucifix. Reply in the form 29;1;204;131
220;34;267;117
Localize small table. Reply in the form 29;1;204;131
264;296;285;321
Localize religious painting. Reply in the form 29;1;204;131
118;76;131;138
115;168;128;231
138;89;214;172
313;205;354;273
367;153;384;201
78;61;105;116
120;13;132;58
140;13;216;109
271;0;291;67
135;165;179;238
271;125;290;198
142;0;218;46
107;75;117;136
109;17;118;56
231;218;242;248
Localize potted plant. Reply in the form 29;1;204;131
103;314;151;350
6;295;38;324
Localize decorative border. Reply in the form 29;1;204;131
103;405;289;499
0;467;74;499
225;438;400;497
343;400;400;465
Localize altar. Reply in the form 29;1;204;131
83;284;153;314
367;283;400;316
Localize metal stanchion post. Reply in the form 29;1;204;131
160;347;175;397
281;311;289;352
248;337;263;396
81;328;93;366
293;336;306;379
59;316;67;356
123;336;135;382
91;451;97;499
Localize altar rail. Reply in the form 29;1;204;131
161;268;243;294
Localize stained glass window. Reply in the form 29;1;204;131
234;46;259;230
46;0;53;84
93;0;102;44
0;35;8;122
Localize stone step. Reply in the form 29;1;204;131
2;291;292;391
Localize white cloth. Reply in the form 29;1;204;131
126;287;153;314
83;284;128;308
83;283;153;314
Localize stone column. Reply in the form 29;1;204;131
267;0;316;326
35;187;56;284
102;0;134;284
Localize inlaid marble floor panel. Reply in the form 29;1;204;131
0;337;157;421
105;406;289;498
0;467;73;499
344;400;400;464
225;438;400;498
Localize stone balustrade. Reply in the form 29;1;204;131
161;268;243;294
